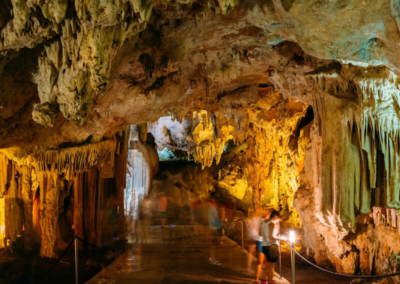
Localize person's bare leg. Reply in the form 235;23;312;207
267;262;276;283
248;244;255;271
256;253;265;281
210;245;215;261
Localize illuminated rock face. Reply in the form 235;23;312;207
183;87;309;223
0;131;129;258
148;116;191;160
3;0;400;276
294;66;400;275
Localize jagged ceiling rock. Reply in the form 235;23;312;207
0;0;399;150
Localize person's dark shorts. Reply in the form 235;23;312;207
262;245;279;263
256;241;262;255
159;212;167;218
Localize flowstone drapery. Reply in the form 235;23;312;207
125;125;159;220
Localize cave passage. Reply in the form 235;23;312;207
4;1;400;283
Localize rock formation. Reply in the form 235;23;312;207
0;131;129;258
2;0;400;277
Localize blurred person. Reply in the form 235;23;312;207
208;197;222;265
195;195;208;238
144;196;152;242
246;209;263;274
143;196;152;225
218;206;226;245
260;210;287;284
137;197;148;243
190;194;202;234
167;196;178;244
157;192;168;227
129;215;138;243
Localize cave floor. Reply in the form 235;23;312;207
86;226;376;284
86;228;289;284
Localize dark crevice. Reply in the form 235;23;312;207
296;105;314;136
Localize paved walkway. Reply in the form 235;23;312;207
86;226;290;284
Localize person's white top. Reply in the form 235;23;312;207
261;220;279;246
246;217;263;242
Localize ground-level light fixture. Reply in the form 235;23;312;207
289;230;296;244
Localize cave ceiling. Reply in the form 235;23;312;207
0;0;399;151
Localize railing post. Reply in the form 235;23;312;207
291;242;296;284
241;220;244;249
74;237;79;284
279;242;282;279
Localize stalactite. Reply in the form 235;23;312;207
0;134;125;258
186;94;309;223
35;139;117;177
307;66;400;231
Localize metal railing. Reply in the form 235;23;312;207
227;219;284;280
284;240;400;282
229;218;245;248
39;235;98;284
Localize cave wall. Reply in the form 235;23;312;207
182;87;310;226
145;89;310;225
0;129;129;258
292;66;400;275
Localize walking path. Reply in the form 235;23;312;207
86;226;289;284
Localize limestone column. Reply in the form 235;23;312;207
116;128;129;241
40;173;60;258
96;175;104;247
21;165;35;251
74;172;84;248
85;168;97;245
9;164;22;243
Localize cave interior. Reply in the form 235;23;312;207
1;0;400;283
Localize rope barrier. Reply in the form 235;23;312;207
284;241;400;279
38;236;99;282
38;237;76;281
75;236;98;247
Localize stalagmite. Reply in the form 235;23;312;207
126;125;159;220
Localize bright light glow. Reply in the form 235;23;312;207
289;230;296;244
